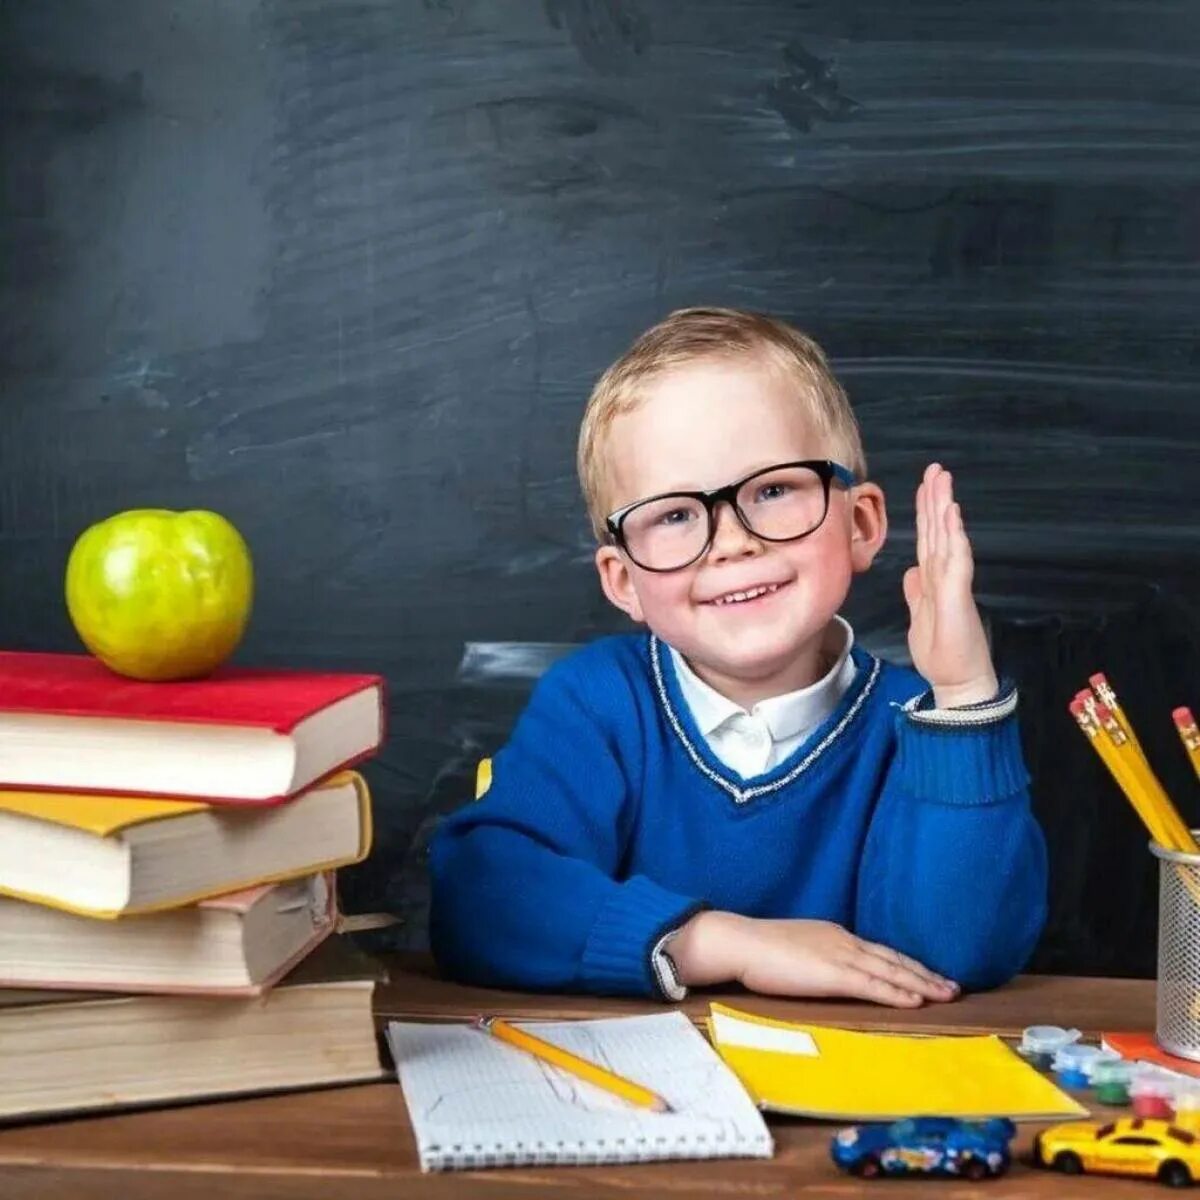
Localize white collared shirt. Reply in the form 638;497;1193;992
668;616;857;779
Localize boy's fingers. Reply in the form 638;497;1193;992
914;480;927;569
864;936;945;984
934;470;953;561
922;467;939;561
946;501;971;562
839;965;924;1009
943;502;976;591
855;948;952;1001
858;939;957;992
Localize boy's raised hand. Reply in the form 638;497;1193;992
670;912;958;1007
902;463;998;708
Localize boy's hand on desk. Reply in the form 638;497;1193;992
669;912;959;1007
903;463;998;709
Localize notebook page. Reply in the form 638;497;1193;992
388;1011;773;1171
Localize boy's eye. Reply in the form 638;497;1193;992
655;507;696;527
755;482;792;502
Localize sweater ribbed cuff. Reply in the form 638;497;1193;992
895;707;1030;806
581;875;703;999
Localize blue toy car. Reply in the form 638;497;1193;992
831;1116;1017;1181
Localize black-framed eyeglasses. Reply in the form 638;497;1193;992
605;459;857;573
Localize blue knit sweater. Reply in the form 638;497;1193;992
429;633;1047;998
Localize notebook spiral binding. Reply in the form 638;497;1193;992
423;1129;768;1170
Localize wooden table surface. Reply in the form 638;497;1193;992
0;953;1161;1200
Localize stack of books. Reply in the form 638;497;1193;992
0;649;389;1122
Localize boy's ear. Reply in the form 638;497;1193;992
849;482;887;573
594;544;646;624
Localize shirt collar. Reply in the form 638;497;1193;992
668;617;856;744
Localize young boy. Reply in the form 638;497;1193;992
430;308;1047;1007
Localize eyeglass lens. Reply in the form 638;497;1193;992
620;464;831;571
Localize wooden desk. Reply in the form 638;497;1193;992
0;954;1158;1199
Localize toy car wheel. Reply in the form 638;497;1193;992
851;1155;881;1178
1053;1151;1084;1175
1158;1160;1192;1189
961;1157;988;1182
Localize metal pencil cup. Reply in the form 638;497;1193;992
1153;837;1200;1062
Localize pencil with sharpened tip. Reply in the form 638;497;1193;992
476;1015;674;1113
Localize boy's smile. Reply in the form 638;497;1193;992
594;355;887;709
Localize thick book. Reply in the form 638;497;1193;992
0;936;387;1123
0;650;385;804
0;873;337;995
0;771;371;917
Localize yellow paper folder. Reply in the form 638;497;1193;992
707;1004;1087;1122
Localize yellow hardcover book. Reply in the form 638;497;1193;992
708;1004;1087;1122
0;771;372;918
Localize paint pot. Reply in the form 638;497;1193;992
1052;1044;1108;1090
1130;1069;1176;1120
1172;1086;1200;1132
1092;1059;1134;1106
1018;1025;1081;1071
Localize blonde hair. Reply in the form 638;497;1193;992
576;307;866;540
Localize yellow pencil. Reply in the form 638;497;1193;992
1091;674;1152;765
1072;696;1174;848
1175;708;1200;784
476;1016;673;1113
1089;682;1199;854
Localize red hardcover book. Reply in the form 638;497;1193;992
0;651;385;805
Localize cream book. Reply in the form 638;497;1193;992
0;936;386;1123
708;1004;1087;1122
0;873;337;995
0;772;371;917
388;1012;773;1171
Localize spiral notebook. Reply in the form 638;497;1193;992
386;1012;773;1171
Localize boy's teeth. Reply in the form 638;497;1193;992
712;583;778;606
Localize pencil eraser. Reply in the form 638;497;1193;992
1089;672;1109;689
1175;707;1196;727
1068;698;1086;716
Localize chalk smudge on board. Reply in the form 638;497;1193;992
457;641;579;685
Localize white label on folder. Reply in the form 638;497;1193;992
711;1010;819;1056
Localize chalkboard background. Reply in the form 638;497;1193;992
2;0;1198;978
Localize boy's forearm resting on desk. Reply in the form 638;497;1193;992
428;661;705;998
666;911;959;1006
666;688;1045;1002
430;822;702;996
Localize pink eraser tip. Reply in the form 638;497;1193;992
1068;698;1086;716
1095;701;1114;719
1089;672;1109;687
1175;707;1195;726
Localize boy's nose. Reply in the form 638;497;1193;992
706;501;764;562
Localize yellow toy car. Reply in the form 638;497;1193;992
1034;1117;1200;1187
